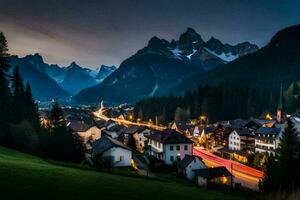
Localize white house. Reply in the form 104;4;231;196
228;127;254;151
254;127;281;155
146;129;193;165
92;135;132;167
178;155;206;180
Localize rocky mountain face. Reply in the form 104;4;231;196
173;24;300;96
74;28;258;104
59;62;98;95
95;65;117;82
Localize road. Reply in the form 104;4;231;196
193;147;262;190
93;108;166;131
93;107;263;190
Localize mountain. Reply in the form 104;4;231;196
167;28;258;71
60;62;98;95
174;24;300;95
9;54;117;96
9;55;69;101
96;65;117;82
75;28;258;104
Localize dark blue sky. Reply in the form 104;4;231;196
0;0;299;68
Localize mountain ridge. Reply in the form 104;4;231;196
74;27;258;103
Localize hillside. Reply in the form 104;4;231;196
0;146;244;200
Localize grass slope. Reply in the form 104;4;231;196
0;147;245;200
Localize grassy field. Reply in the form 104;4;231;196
0;146;246;200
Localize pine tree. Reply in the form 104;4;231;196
46;102;83;162
0;32;10;72
24;82;40;131
276;118;300;190
262;154;278;192
11;66;25;123
47;102;66;130
0;32;12;145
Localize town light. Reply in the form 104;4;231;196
200;115;207;120
199;115;208;125
129;114;133;120
265;113;273;120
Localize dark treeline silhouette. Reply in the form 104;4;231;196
134;82;276;124
0;32;83;162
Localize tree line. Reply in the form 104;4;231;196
134;82;277;124
0;32;83;162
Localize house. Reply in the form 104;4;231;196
171;121;193;136
191;125;202;137
218;118;248;128
198;126;216;149
254;127;281;155
103;123;126;139
228;127;255;152
218;147;251;164
146;129;193;165
39;111;49;127
105;119;117;130
128;126;152;152
244;118;275;131
194;166;233;186
178;155;206;180
92;135;132;167
67;118;102;145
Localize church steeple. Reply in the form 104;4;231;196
277;84;285;123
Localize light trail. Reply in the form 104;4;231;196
193;147;263;190
93;109;166;131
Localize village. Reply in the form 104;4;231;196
37;86;300;191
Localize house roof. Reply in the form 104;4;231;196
67;118;95;132
92;135;131;157
231;127;253;136
105;119;116;127
229;118;248;128
245;118;275;128
94;119;106;128
173;121;192;132
146;129;193;144
218;118;248;128
125;125;146;134
108;124;126;132
178;155;203;169
201;126;216;134
193;166;232;179
255;127;281;136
